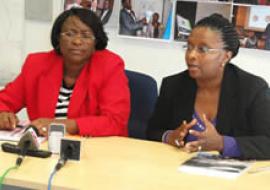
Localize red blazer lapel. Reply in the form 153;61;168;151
68;62;89;118
38;54;63;117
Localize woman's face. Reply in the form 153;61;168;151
152;14;159;23
59;16;95;66
185;27;232;81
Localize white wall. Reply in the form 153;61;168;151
0;0;24;85
1;0;270;90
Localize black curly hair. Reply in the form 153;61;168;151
51;8;108;54
194;13;240;58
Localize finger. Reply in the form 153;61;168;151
176;121;188;140
41;127;48;137
37;126;47;137
179;129;187;139
30;119;40;127
185;118;197;130
183;143;197;153
202;114;212;130
15;115;19;124
0;113;8;129
189;129;203;139
9;113;18;129
184;141;202;152
177;120;186;129
3;114;13;130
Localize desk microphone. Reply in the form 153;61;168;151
16;127;40;166
55;143;75;171
1;125;52;166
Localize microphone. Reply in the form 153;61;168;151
55;143;75;171
1;125;52;162
16;127;40;166
54;139;81;171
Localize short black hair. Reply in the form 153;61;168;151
194;13;240;58
121;0;128;5
51;8;108;54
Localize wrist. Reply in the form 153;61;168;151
65;119;78;134
217;135;224;152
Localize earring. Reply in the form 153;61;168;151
221;63;225;67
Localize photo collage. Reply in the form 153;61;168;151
64;0;270;50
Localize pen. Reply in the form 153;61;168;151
248;166;270;174
16;125;24;129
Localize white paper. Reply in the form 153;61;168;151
0;126;45;144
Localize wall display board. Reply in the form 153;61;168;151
62;0;270;50
175;0;270;50
118;0;173;40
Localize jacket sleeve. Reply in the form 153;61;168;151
147;78;173;141
236;84;270;160
120;11;143;32
75;59;130;137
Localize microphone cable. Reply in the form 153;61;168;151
16;140;31;167
47;144;74;190
0;165;18;190
0;141;30;189
47;168;57;190
48;154;68;190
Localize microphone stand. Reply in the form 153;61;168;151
16;140;31;166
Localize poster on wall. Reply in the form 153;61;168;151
233;0;270;5
118;0;173;40
233;4;270;50
174;0;232;42
64;0;114;25
175;0;270;51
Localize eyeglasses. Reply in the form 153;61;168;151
60;31;95;41
182;44;224;54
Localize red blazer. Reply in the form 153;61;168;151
0;50;130;137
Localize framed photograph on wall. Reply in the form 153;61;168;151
118;0;173;40
174;0;270;51
174;0;232;42
233;4;270;50
64;0;115;25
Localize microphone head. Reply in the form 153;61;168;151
60;138;81;161
18;127;40;151
25;125;40;136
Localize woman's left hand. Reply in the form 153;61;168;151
183;114;224;153
30;118;54;136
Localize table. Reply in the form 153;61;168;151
0;137;270;190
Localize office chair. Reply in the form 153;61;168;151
125;70;158;139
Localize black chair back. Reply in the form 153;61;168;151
125;70;158;139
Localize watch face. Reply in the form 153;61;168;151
64;0;115;25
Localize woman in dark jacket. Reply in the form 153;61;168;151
147;14;270;160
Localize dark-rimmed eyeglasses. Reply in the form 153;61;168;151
60;31;96;41
182;44;225;54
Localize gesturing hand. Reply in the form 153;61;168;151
167;119;197;148
183;114;224;153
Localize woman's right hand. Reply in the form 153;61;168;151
0;112;18;130
166;119;197;148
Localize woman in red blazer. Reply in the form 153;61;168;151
0;8;130;137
